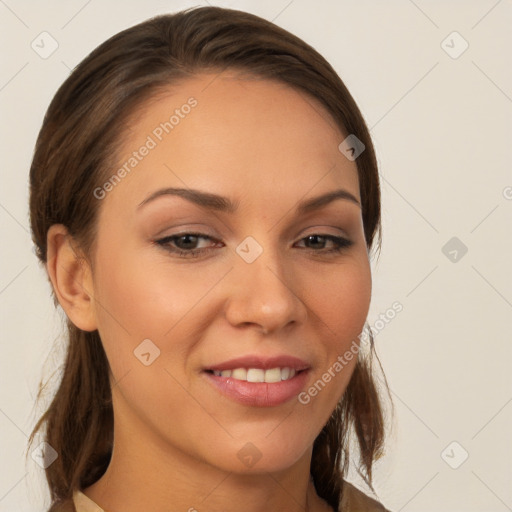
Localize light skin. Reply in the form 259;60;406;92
46;72;372;512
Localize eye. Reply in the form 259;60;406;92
154;233;222;258
153;232;353;259
295;234;353;254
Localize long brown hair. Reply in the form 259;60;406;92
27;6;392;510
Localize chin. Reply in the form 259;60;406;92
199;429;314;475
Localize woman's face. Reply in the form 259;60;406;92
87;72;372;474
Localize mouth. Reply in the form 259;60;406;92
202;354;311;407
204;367;304;383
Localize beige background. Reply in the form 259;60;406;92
1;1;511;511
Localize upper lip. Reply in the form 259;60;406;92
204;354;311;372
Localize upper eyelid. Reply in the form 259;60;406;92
155;219;353;238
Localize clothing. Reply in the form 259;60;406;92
47;480;391;511
339;481;391;511
73;491;104;512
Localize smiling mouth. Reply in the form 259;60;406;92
204;367;304;383
202;361;311;407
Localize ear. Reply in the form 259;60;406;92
45;224;98;332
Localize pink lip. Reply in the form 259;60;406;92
203;368;310;407
202;354;312;407
204;354;310;372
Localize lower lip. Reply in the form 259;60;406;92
203;370;310;407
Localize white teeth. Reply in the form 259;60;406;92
231;368;247;380
211;367;299;383
247;368;265;382
264;368;282;383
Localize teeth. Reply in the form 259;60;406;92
263;368;282;383
247;368;265;382
232;368;247;380
211;367;298;383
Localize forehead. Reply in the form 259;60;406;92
104;73;360;213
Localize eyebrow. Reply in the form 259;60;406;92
137;187;361;213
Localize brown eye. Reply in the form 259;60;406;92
296;234;353;253
155;233;222;258
168;234;201;250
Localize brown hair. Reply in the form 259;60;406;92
27;6;393;510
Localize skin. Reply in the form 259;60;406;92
46;72;372;512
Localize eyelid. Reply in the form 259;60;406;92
151;222;218;238
299;224;352;239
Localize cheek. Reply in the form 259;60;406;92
90;244;224;377
90;249;209;429
304;256;372;346
291;255;371;413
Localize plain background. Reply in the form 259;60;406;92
1;1;511;511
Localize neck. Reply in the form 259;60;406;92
84;445;331;512
83;400;333;512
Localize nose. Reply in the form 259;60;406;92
224;242;308;334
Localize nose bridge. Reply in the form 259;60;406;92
225;235;305;332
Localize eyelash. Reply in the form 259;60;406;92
154;232;353;259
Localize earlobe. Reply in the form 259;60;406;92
46;224;98;332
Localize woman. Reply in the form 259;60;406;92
28;6;393;512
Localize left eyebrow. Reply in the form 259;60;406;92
297;189;361;214
136;187;361;213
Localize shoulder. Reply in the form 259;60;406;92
339;480;391;512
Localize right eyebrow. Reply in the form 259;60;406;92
137;187;239;213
